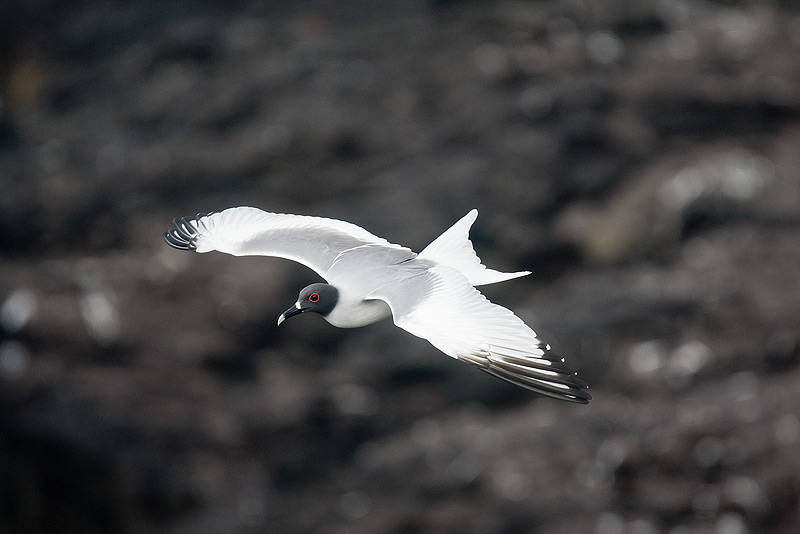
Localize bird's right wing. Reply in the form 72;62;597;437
369;265;591;403
164;207;413;280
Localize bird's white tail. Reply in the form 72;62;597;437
419;209;530;286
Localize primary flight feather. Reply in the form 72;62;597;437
164;207;591;404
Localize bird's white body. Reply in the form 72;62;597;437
164;206;591;403
325;291;391;328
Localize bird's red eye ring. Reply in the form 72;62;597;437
308;293;320;303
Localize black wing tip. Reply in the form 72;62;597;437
538;342;592;404
163;229;192;250
487;341;592;404
487;366;592;404
563;386;592;404
163;213;210;251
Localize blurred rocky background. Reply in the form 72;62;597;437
2;0;800;533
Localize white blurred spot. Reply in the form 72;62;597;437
773;414;800;445
629;341;665;376
74;258;105;288
718;150;773;200
726;371;759;402
660;166;705;212
575;457;615;490
495;469;531;501
666;341;712;387
693;436;725;467
715;512;748;534
1;288;38;333
489;459;526;498
660;149;773;215
79;289;121;345
629;518;659;534
446;450;484;484
337;490;371;520
0;340;29;380
595;512;626;534
723;475;770;515
681;237;717;270
332;383;379;416
666;30;698;61
657;0;691;27
474;43;508;77
727;372;761;423
587;31;623;64
693;484;720;518
597;438;628;467
717;8;758;59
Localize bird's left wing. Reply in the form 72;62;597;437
369;265;591;403
164;207;413;280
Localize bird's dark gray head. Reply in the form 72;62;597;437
277;283;339;325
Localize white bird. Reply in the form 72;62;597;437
164;207;591;403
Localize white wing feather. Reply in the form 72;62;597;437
369;265;591;403
419;209;530;286
164;206;412;280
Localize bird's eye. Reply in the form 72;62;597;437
308;293;320;303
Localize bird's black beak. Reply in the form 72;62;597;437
277;302;304;326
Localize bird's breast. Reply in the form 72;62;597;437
323;298;392;328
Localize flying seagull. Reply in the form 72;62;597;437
164;207;591;404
